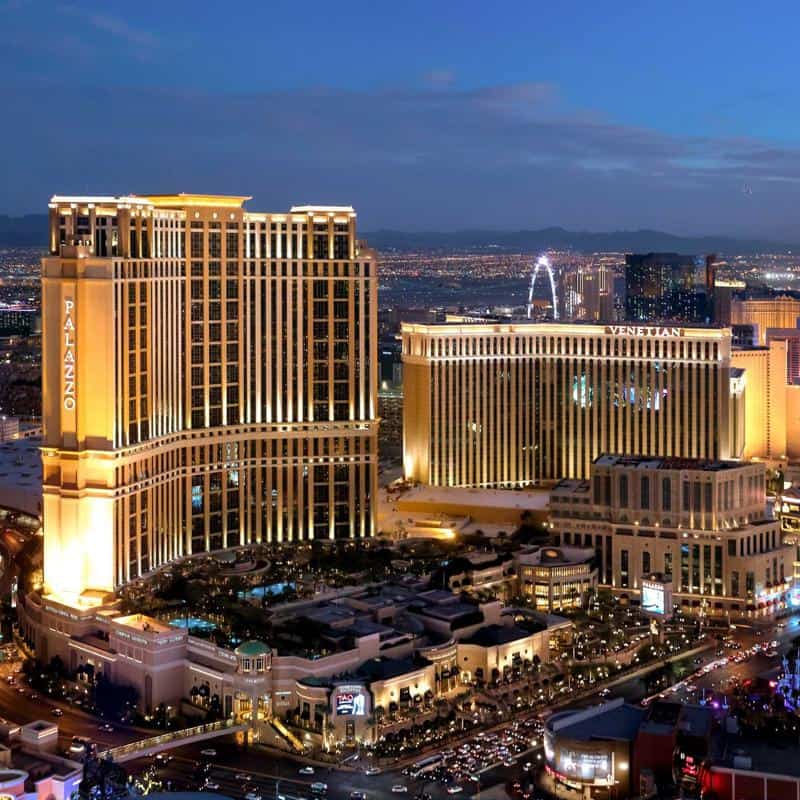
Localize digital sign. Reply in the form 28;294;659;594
642;583;665;615
641;577;672;619
335;686;366;716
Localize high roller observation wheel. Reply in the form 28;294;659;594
526;255;558;320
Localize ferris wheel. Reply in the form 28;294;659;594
526;254;558;319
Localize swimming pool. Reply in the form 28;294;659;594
168;616;217;632
241;581;295;599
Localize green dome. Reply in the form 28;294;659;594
235;640;271;658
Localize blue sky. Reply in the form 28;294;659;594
3;0;800;235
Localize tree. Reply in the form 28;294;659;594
93;675;139;720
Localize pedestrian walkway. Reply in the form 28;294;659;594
100;719;247;763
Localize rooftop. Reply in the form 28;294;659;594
517;546;595;568
548;700;646;743
593;453;751;472
0;435;41;517
397;485;550;513
462;622;544;647
358;655;431;682
235;640;271;657
715;734;800;779
113;614;173;634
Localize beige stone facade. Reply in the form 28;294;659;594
41;195;378;600
402;322;742;487
550;455;794;618
731;295;800;345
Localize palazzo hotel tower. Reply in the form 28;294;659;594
42;195;378;601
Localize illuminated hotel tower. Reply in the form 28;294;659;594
402;322;744;487
42;195;378;600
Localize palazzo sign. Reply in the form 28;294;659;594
605;325;683;338
63;298;76;411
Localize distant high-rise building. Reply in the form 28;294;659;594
42;194;378;600
559;265;615;322
766;328;800;385
731;292;800;345
625;252;716;324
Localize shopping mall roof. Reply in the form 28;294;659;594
358;655;430;682
0;436;41;518
547;700;646;743
462;623;544;647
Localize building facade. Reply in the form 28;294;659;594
559;265;615;322
42;194;378;600
402;322;741;487
624;253;715;324
17;581;567;747
550;455;794;618
731;293;800;345
516;546;598;612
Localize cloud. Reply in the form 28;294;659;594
58;4;157;53
3;79;800;235
422;69;456;88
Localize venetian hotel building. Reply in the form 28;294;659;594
403;322;743;487
42;195;378;601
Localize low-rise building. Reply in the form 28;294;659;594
550;455;794;619
18;579;568;749
515;546;597;612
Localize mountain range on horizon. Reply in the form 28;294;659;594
1;213;798;256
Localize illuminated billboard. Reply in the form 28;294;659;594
641;577;673;619
334;686;366;716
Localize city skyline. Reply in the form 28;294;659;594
4;2;800;236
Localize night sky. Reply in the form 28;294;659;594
3;0;800;235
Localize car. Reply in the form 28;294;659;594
391;785;407;793
155;754;173;764
51;708;63;717
365;767;380;775
311;783;328;794
299;767;315;775
350;793;366;800
235;773;251;781
245;793;262;800
98;723;114;732
203;781;220;791
200;749;217;758
446;787;463;795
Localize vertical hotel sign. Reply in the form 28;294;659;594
63;298;76;412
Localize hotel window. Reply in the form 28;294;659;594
681;543;689;591
662;478;671;511
641;476;650;509
620;549;629;588
619;475;629;508
642;551;651;574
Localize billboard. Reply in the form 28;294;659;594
641;577;672;619
335;686;366;716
